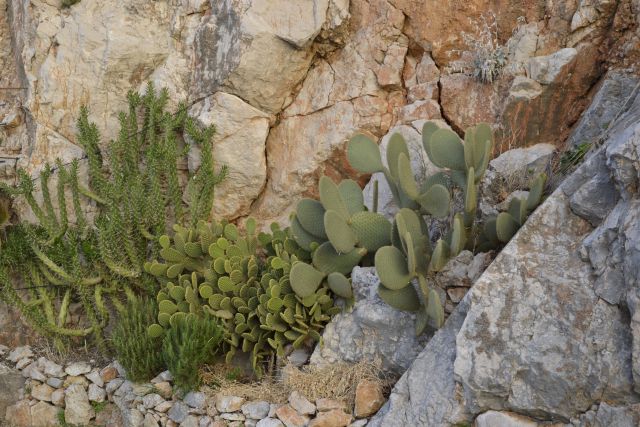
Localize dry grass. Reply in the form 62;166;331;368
201;361;394;409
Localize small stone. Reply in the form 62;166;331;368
168;400;189;423
257;419;285;427
31;383;55;402
154;381;173;399
63;375;89;388
212;420;227;427
269;403;280;417
144;412;160;427
447;287;468;304
100;366;119;383
65;383;95;425
5;400;32;426
30;401;60;427
199;415;212;427
286;349;310;367
151;370;173;383
132;382;155;396
155;400;173;413
65;361;91;376
16;358;33;370
474;410;539;427
22;364;46;382
288;391;315;415
86;369;104;387
206;400;218;417
181;415;200;427
143;393;165;408
126;408;145;426
354;380;384;418
113;360;126;377
221;412;246;421
276;404;309;427
215;395;245;412
105;378;125;394
184;391;206;409
94;403;124;426
242;400;270;419
51;389;65;407
38;358;65;378
46;377;64;388
315;399;347;412
309;409;353;427
88;383;106;402
8;346;33;363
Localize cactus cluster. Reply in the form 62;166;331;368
0;83;226;349
346;121;545;333
289;176;392;301
146;219;340;376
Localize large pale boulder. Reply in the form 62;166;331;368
310;267;431;375
188;92;270;220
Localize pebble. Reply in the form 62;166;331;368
168;400;189;423
8;346;33;363
289;391;316;415
184;391;206;409
65;361;91;376
88;383;106;402
38;357;65;378
242;400;271;419
46;377;64;388
143;393;164;409
86;369;104;387
216;395;246;413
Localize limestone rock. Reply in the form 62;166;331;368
65;361;91;377
142;393;164;409
31;383;54;402
86;369;104;387
0;364;25;419
354;380;384;418
65;384;95;426
275;404;309;427
454;189;632;420
257;418;285;427
38;358;64;379
316;399;347;412
308;409;353;427
242;401;271;420
527;48;578;85
47;377;63;389
168;401;189;423
51;389;65;407
88;383;106;403
215;395;245;413
183;391;206;410
7;346;32;363
474;410;540;427
5;400;32;427
310;267;431;375
289;391;316;416
30;401;60;427
367;295;472;427
188;92;270;220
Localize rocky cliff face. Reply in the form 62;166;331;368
1;0;638;226
369;69;640;427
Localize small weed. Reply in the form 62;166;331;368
225;367;244;382
57;410;69;427
558;142;592;175
91;400;108;414
61;0;81;8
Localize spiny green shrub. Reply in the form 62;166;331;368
162;312;223;393
111;296;164;382
348;121;545;333
0;83;226;349
146;218;340;377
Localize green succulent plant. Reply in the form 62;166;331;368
146;218;339;377
347;121;547;333
289;176;392;301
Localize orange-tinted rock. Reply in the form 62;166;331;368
354;380;385;418
308;409;353;427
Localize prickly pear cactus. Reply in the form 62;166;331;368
146;219;340;376
289;175;392;301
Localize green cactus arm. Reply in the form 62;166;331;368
496;212;519;242
319;176;350;220
397;152;419;199
327;272;353;299
374;246;411;290
507;197;527;225
426;129;466;171
290;215;324;251
426;287;444;328
324;210;357;253
377;284;420;312
312;242;365;275
421;121;440;159
349;211;392;252
290;262;324;298
338;179;365;216
387;133;410;181
347;134;385;173
526;173;547;211
464;168;477;228
428;239;450;273
449;214;467;257
417;184;450;218
296;199;327;239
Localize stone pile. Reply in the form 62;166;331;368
0;344;382;427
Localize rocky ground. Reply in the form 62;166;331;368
0;344;384;427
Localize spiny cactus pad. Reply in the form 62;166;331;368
347;134;385;173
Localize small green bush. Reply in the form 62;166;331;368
162;312;223;393
61;0;81;8
111;296;164;382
